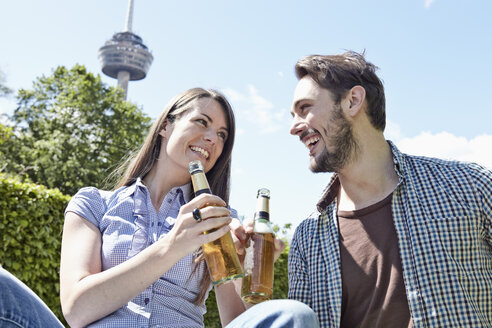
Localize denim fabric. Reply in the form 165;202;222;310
0;266;64;328
226;300;320;328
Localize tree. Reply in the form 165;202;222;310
0;69;12;97
2;65;151;195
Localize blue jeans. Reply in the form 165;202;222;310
226;299;320;328
0;266;64;328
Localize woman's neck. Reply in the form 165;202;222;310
143;165;188;212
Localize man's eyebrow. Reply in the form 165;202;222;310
292;98;309;111
293;99;303;109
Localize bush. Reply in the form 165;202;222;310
0;174;70;325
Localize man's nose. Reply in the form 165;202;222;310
289;116;305;136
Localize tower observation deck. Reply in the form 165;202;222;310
98;0;153;99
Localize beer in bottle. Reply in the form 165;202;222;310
241;188;275;303
188;160;244;285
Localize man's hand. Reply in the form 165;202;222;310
230;218;286;262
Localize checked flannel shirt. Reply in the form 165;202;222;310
288;141;492;328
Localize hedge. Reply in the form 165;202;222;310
0;174;291;327
0;174;70;325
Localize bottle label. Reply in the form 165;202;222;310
194;188;212;196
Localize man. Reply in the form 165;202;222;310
287;51;492;328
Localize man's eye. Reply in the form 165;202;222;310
300;104;310;112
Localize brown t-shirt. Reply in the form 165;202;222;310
338;193;412;328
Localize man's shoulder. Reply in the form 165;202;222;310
292;211;324;242
402;152;489;179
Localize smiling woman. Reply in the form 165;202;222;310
58;88;240;327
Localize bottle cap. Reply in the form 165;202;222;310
257;188;270;199
189;160;204;174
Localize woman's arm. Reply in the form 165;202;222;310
60;194;232;328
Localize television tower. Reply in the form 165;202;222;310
98;0;153;99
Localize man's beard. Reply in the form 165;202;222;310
310;104;359;173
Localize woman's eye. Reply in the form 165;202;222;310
218;131;227;140
196;119;207;126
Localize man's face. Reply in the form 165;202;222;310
290;76;358;173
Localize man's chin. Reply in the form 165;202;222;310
309;151;340;173
309;158;332;173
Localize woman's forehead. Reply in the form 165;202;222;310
188;98;228;125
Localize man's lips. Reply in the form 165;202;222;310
300;130;321;154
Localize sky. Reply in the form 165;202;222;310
1;0;491;236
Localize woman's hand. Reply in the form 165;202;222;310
165;193;233;259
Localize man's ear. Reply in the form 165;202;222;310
158;119;169;137
346;85;366;117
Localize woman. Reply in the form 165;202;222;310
60;87;240;327
1;88;319;328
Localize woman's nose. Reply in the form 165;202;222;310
203;129;217;144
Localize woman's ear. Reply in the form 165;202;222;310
158;119;169;138
346;85;366;117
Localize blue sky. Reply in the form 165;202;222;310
1;0;491;233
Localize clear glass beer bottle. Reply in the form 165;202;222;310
241;188;275;304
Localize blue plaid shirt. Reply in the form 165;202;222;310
65;178;212;327
288;141;492;328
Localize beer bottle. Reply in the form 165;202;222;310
241;188;275;304
188;160;244;285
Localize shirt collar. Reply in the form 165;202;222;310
316;140;406;212
133;177;192;214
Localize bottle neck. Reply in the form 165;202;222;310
190;171;212;196
254;196;270;221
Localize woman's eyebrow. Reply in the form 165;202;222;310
201;113;229;132
202;113;213;122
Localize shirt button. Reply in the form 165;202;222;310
151;222;154;227
168;199;173;203
144;298;150;305
158;222;162;226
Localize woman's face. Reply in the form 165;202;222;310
159;97;229;175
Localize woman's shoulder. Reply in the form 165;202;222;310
66;184;136;227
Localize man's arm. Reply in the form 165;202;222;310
288;222;312;308
471;163;492;246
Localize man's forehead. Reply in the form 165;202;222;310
293;76;320;102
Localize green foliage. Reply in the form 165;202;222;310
0;174;70;325
0;69;12;97
203;244;290;327
273;223;293;242
2;65;151;195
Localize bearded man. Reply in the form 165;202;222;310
288;51;492;328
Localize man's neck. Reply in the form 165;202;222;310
337;136;399;211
